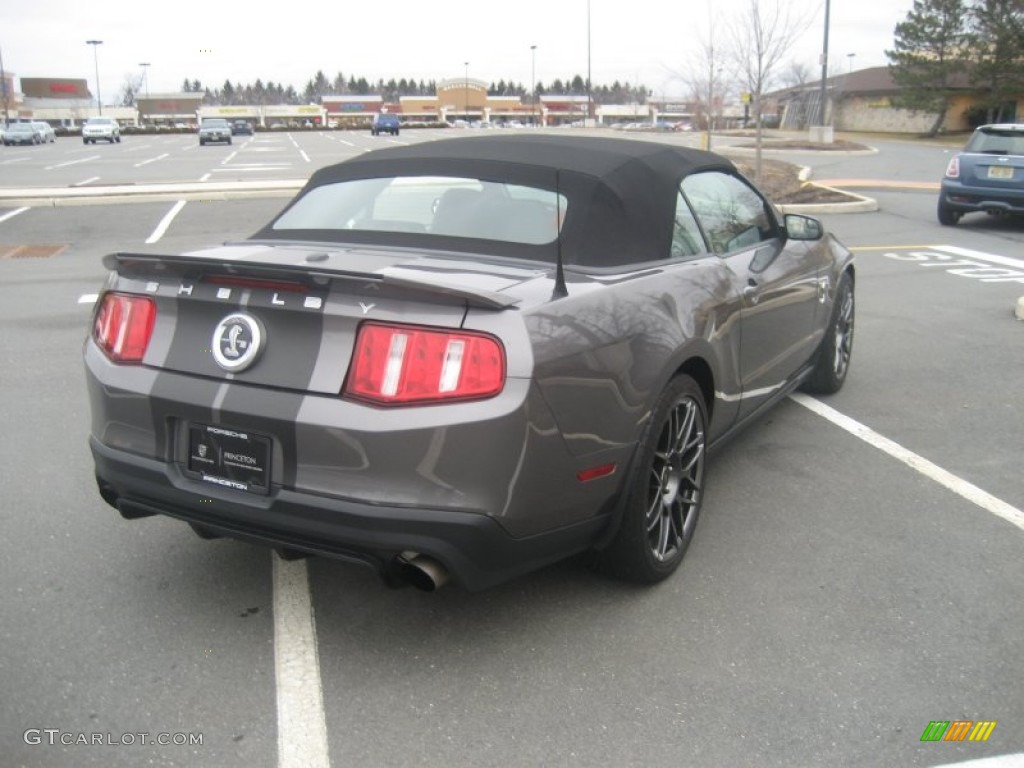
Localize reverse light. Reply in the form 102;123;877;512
945;156;960;178
344;322;505;405
93;292;156;363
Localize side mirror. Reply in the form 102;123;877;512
784;214;824;241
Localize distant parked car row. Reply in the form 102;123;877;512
1;121;57;145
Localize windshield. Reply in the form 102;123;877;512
203;119;230;128
966;128;1024;156
272;176;566;246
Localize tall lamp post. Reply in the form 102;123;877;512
816;0;830;132
464;61;469;121
0;45;10;127
86;39;103;115
138;62;151;126
530;45;537;126
586;0;592;127
139;62;151;98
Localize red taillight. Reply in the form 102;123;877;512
93;293;156;363
344;322;505;406
945;156;960;178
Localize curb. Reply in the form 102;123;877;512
0;174;878;215
776;165;879;215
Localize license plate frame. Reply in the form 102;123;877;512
188;424;271;495
987;165;1014;180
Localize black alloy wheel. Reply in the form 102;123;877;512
595;374;707;583
803;273;854;394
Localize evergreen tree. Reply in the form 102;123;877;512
968;0;1024;122
886;0;971;136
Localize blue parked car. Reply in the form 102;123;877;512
938;123;1024;225
371;113;400;136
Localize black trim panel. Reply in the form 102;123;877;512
90;437;607;591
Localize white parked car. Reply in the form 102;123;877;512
82;117;121;144
31;121;57;143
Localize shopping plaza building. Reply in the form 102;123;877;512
2;74;695;129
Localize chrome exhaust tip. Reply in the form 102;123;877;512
397;552;450;592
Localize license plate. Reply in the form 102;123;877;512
987;165;1014;180
188;424;271;494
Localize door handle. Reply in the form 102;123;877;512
743;280;759;305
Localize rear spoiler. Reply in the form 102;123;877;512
103;250;521;311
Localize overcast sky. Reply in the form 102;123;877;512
3;0;913;100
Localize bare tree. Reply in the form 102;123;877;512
730;0;815;182
671;1;730;149
119;72;144;107
779;59;815;89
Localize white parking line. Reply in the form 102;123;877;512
145;200;187;244
45;155;101;170
0;207;30;224
791;393;1024;533
222;150;239;165
0;156;32;165
210;167;294;173
299;151;311;163
134;153;169;168
73;176;101;187
929;754;1024;768
273;555;330;768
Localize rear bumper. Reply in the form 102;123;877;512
90;436;607;591
940;180;1024;214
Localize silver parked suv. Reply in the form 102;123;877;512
82;117;121;144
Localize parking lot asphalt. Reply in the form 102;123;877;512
1;130;1021;768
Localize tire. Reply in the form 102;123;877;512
593;374;708;583
802;272;854;394
937;199;960;226
83;138;89;144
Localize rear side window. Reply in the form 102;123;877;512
670;192;708;259
680;171;777;254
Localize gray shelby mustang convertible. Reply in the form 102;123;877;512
85;135;855;591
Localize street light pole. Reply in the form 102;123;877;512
464;61;469;121
139;62;150;99
86;40;103;116
586;0;592;127
530;45;537;126
817;0;830;128
0;44;10;127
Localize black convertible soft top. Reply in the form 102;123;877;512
255;135;738;268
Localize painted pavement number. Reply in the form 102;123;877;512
884;245;1024;285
